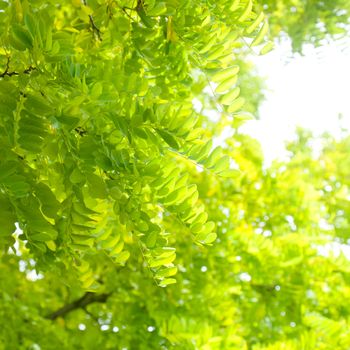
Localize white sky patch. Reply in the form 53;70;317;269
315;241;350;259
241;37;350;165
147;326;156;332
239;272;252;282
26;270;44;281
192;98;202;113
200;265;208;272
213;125;234;148
8;223;24;256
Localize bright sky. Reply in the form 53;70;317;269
241;37;350;164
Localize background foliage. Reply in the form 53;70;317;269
0;0;350;349
256;0;350;52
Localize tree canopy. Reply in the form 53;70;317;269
0;0;350;349
257;0;350;52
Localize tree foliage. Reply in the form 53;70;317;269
256;0;350;52
0;0;350;349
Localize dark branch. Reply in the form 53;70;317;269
121;7;136;21
89;15;102;41
122;0;143;11
119;0;144;21
82;0;102;41
0;57;17;78
74;126;87;136
251;283;277;293
46;292;111;320
0;57;36;79
23;66;36;74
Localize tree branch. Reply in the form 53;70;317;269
0;57;36;79
89;14;102;41
0;57;17;78
46;292;111;320
82;0;102;41
23;66;36;74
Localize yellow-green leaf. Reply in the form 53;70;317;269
250;21;269;47
238;0;252;22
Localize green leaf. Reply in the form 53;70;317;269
87;173;108;199
245;12;265;34
30;232;55;242
219;87;240;105
207;45;227;61
260;41;274;55
250;21;269;47
213;155;230;173
190;211;208;226
218;169;240;178
56;115;80;129
146;2;167;16
155;266;178;279
110;239;125;254
230;0;240;12
71;234;94;247
11;25;33;50
159;278;177;287
227;96;246;113
35;183;60;219
199;33;217;54
70;168;86;184
189;141;212;161
156;129;180;149
202;146;223;168
0;195;16;240
25;95;52;115
195;232;217;244
114;250;130;264
211;66;240;83
46;240;57;251
233;112;255;123
91;82;103;98
191;221;215;235
238;0;252;22
215;75;238;93
162;187;188;206
149;252;176;268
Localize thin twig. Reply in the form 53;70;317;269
89;14;102;41
83;0;102;41
0;57;18;78
23;66;36;74
83;307;100;323
0;57;36;79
